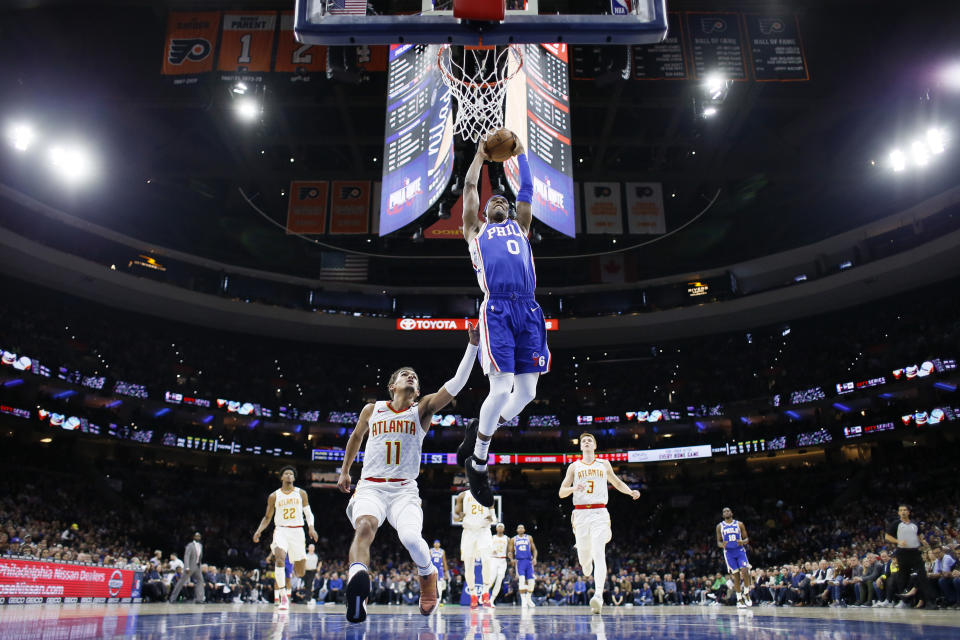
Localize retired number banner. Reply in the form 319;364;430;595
275;12;326;74
0;558;142;604
217;12;277;74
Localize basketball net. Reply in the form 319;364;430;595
437;45;523;143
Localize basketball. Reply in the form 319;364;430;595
483;128;518;162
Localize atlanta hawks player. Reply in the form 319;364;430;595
454;488;497;608
457;137;549;508
489;523;510;606
252;466;319;610
559;433;640;614
338;323;480;623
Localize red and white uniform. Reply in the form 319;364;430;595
272;487;307;562
569;459;612;567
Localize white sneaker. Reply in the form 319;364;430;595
742;591;752;607
590;595;603;615
279;592;290;611
736;601;747;609
895;601;909;609
308;599;316;606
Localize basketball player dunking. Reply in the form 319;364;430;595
559;433;641;614
509;524;538;608
489;523;510;606
716;507;753;608
337;323;480;623
454;488;497;608
429;540;451;606
252;466;319;610
457;137;549;508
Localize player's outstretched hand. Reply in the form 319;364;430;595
337;472;352;493
466;320;480;346
512;135;525;157
630;490;641;500
475;140;489;161
309;527;319;542
252;531;261;544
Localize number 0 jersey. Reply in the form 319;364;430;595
569;459;609;506
469;219;536;295
273;487;304;527
361;400;426;481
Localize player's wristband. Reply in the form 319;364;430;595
516;153;533;204
443;343;479;397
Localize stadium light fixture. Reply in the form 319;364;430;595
925;127;947;154
888;148;907;172
48;144;94;183
702;106;718;118
910;140;929;167
231;82;248;95
235;98;260;122
942;63;960;90
703;73;729;101
6;122;35;151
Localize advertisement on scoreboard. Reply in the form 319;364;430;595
379;44;454;236
504;44;576;238
0;559;142;604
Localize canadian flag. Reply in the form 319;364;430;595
596;254;625;283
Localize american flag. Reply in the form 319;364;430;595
328;0;367;15
319;253;369;282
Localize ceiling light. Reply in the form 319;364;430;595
888;148;906;172
48;144;94;183
910;140;929;167
702;106;718;118
235;98;259;121
925;127;947;154
7;123;35;151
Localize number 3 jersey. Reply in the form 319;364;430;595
361;401;426;481
569;459;609;506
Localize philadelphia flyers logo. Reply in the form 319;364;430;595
758;18;786;35
340;186;362;199
298;186;322;199
701;18;727;34
168;38;211;65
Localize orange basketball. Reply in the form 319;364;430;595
483;128;517;162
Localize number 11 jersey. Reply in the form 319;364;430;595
361;400;426;481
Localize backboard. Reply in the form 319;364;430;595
294;0;668;46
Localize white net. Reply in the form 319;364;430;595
437;45;523;143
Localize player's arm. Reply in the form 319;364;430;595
738;521;749;546
603;460;641;500
529;536;538;565
507;537;515;562
338;403;375;493
453;491;466;522
512;138;533;235
716;523;725;550
417;322;480;425
252;493;276;543
442;551;450;577
462;145;487;243
301;489;319;542
558;464;577;499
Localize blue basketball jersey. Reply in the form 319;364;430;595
514;534;532;560
719;519;742;550
469;220;536;295
430;548;445;578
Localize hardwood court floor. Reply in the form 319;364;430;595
1;602;958;639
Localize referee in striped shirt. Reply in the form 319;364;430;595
884;504;938;609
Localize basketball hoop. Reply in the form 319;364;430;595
437;44;523;143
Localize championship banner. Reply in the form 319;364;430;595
329;181;371;234
396;318;558;331
217;12;278;75
0;558;142;604
275;12;326;75
583;182;623;234
161;12;220;80
625;182;666;234
286;181;328;234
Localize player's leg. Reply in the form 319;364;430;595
490;559;506;605
740;565;753;606
466;371;514;506
574;514;594;578
272;546;289;608
497;372;539;424
589;519;610;614
480;553;494;607
345;488;387;623
391;496;439;615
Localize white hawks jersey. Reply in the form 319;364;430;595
491;534;510;558
361;400;426;481
273;487;305;527
570;459;609;506
462;490;494;530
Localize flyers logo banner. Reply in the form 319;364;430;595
275;12;326;75
286;181;328;234
217;12;277;74
625;182;666;234
583;182;623;234
396;319;558;331
329;181;370;234
161;12;220;76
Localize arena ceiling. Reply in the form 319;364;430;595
0;0;957;282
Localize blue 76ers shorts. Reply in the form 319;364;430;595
516;558;535;580
724;547;749;572
478;293;550;376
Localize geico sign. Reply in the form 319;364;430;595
396;318;558;331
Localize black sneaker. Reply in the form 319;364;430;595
466;455;494;507
457;418;479;467
345;570;370;623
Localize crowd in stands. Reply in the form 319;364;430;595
2;437;959;609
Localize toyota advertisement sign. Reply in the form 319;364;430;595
396;318;558;331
